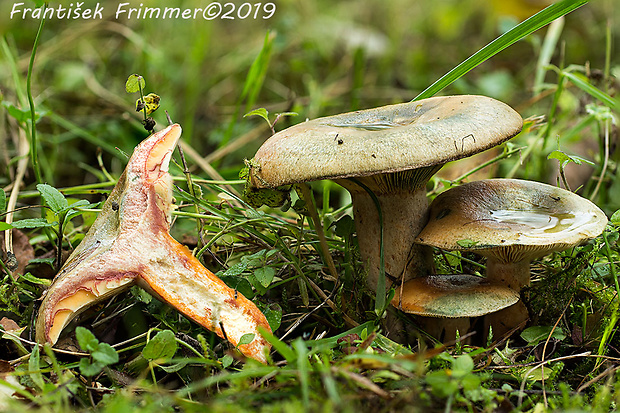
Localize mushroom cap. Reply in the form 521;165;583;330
250;95;523;188
416;179;608;261
392;274;519;317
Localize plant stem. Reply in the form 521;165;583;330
55;215;65;271
450;145;523;185
26;2;48;185
297;183;338;282
176;140;204;248
137;78;148;123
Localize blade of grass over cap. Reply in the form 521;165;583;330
413;0;588;101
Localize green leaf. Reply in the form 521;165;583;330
28;345;45;390
237;333;256;348
75;326;99;353
37;184;68;213
414;0;588;100
78;358;104;377
125;74;145;93
2;102;40;123
20;272;49;285
0;188;6;212
0;222;13;231
333;215;355;238
426;370;460;398
220;354;234;368
452;354;474;376
456;239;479;248
222;262;249;277
610;210;620;226
260;302;282;332
142;330;178;360
253;267;275;288
159;359;191;373
10;218;56;229
137;93;160;115
520;325;566;346
461;374;482;391
244;108;270;124
548;150;594;168
220;276;255;300
92;343;119;365
547;150;572;168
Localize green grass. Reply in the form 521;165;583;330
1;0;619;411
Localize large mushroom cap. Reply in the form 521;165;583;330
393;274;519;318
250;95;523;188
416;179;608;259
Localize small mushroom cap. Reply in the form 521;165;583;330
416;179;608;260
251;95;522;188
392;274;519;317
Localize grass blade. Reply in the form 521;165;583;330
562;71;620;112
293;338;310;407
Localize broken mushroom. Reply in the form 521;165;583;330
249;96;523;295
415;178;608;336
36;124;271;363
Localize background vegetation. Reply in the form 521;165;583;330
0;0;619;411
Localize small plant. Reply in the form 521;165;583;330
37;184;91;269
125;74;161;133
547;148;594;191
75;327;119;377
244;107;297;135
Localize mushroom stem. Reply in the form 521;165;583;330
485;256;531;291
482;255;531;340
344;185;433;293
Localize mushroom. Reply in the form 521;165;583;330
393;274;519;342
415;178;608;337
249;96;523;296
36;124;271;363
394;274;519;318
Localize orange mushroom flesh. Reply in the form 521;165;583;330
36;124;271;363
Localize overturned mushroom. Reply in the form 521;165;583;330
249;96;523;295
415;178;608;337
36;124;271;363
